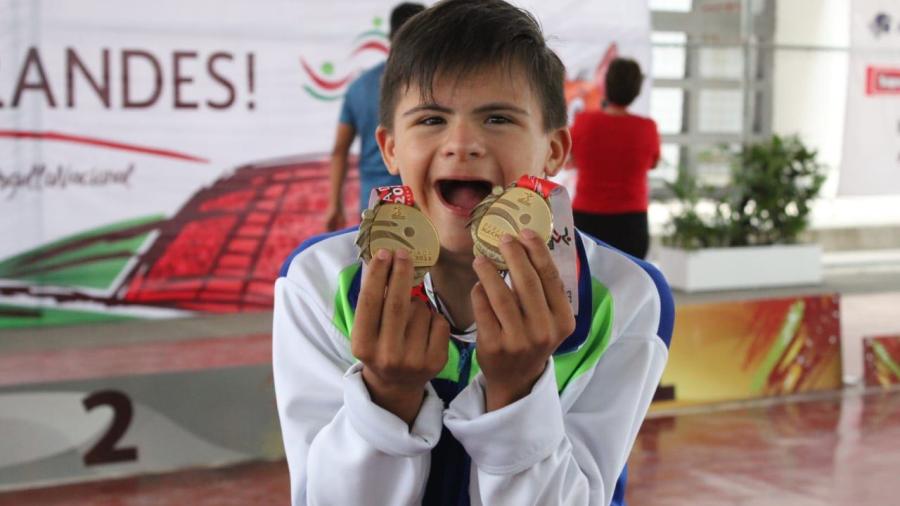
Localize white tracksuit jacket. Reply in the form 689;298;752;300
273;228;673;506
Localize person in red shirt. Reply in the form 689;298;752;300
570;57;660;259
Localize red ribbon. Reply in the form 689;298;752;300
514;175;559;199
374;185;415;206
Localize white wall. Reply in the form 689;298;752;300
773;0;900;229
773;0;848;193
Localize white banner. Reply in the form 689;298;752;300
0;0;649;326
840;0;900;195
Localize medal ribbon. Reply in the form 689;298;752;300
371;185;415;207
514;175;579;315
514;174;560;200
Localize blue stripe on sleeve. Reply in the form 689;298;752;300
629;255;674;348
578;233;674;348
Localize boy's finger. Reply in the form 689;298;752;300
404;299;432;359
379;249;415;357
521;229;572;325
472;255;522;336
425;314;450;374
470;281;501;352
499;234;551;327
352;249;392;353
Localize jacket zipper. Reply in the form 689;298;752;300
454;341;474;506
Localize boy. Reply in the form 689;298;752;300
274;1;673;505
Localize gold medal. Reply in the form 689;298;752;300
357;203;440;284
468;185;553;270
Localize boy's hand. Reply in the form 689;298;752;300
351;248;450;425
471;229;576;411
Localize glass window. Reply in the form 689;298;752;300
698;89;742;133
651;88;685;134
651;143;681;183
652;32;687;79
699;47;744;80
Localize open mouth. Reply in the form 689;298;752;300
436;179;494;215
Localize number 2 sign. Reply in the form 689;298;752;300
81;390;138;466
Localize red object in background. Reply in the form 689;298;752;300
570;111;660;214
123;156;359;312
865;66;900;96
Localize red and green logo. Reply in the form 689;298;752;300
301;17;390;101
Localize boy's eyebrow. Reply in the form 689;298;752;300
401;102;529;116
472;103;529;115
402;103;453;116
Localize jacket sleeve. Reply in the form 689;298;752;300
443;329;668;505
273;275;444;506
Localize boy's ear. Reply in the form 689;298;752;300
543;126;572;177
375;125;399;176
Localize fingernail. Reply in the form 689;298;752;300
473;255;488;266
501;234;515;244
376;248;391;260
520;228;536;240
395;248;409;260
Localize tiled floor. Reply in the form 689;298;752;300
0;461;290;506
3;388;899;505
627;388;900;505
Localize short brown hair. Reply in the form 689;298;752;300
389;3;425;40
604;58;644;107
379;0;567;132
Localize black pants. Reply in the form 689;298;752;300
573;211;649;260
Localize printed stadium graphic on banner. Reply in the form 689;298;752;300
0;156;360;326
300;17;390;101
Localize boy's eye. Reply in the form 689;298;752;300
419;116;445;126
486;115;512;125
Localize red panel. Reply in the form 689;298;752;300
238;225;266;238
244;212;269;225
199;190;255;213
219;254;252;268
254;200;276;211
263;184;286;198
146;216;237;279
247;282;274;297
205;279;244;292
227;238;259;255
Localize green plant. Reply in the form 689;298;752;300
663;135;826;250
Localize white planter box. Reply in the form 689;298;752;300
656;244;823;292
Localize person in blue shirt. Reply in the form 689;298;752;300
325;2;426;231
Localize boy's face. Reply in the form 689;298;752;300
376;66;571;257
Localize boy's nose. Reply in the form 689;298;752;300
442;122;486;161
